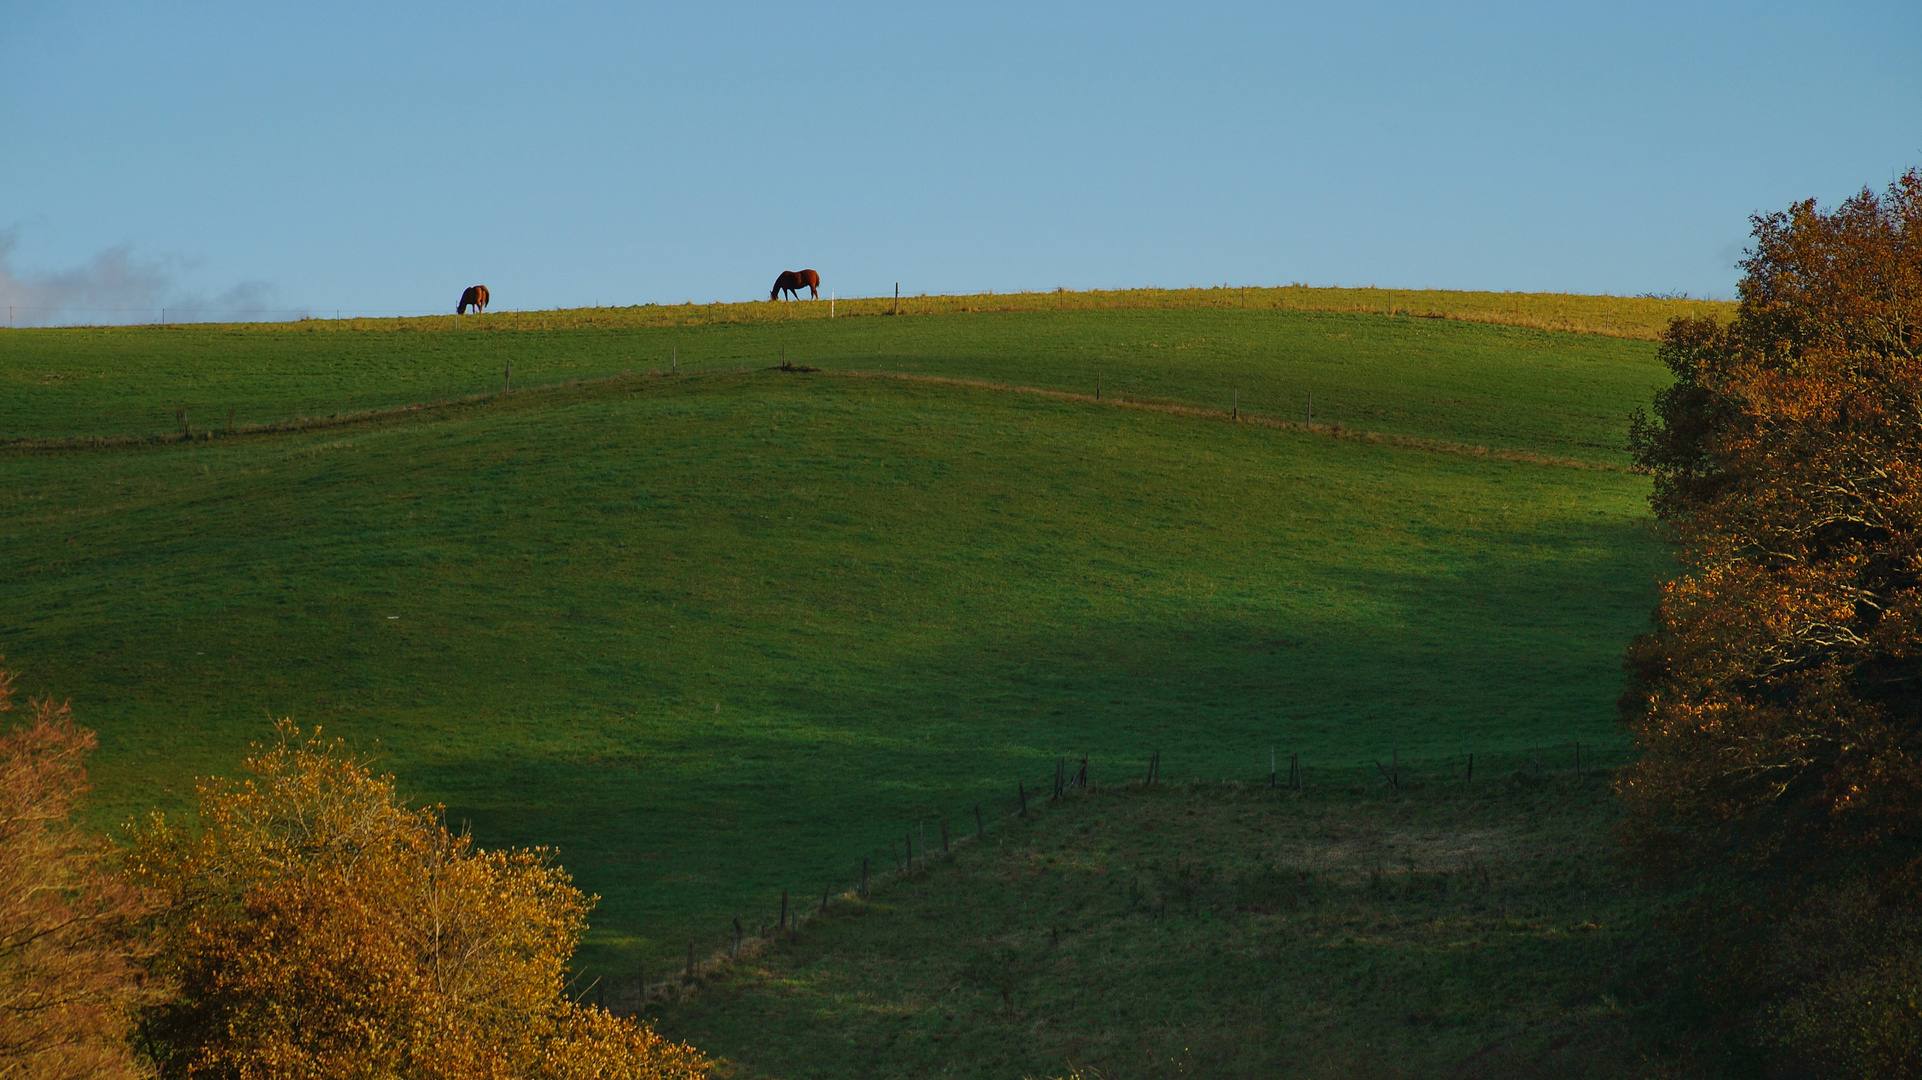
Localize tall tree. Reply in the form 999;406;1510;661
0;663;153;1080
1623;171;1922;1076
1623;169;1922;875
127;722;707;1080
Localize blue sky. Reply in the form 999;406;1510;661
2;1;1917;322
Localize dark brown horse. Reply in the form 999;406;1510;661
457;285;490;314
770;269;820;301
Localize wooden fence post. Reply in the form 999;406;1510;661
1375;759;1399;792
941;820;950;853
780;890;788;933
733;918;742;956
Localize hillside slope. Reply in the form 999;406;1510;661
0;310;1667;986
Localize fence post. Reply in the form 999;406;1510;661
779;890;788;933
941;820;950;853
1019;781;1028;816
1269;747;1276;788
860;858;868;896
733;918;742;956
975;805;984;839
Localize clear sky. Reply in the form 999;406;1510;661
2;1;1917;323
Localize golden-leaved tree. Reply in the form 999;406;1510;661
1623;169;1922;1076
127;722;707;1080
0;663;153;1080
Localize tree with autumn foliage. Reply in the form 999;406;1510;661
0;662;154;1080
1623;169;1922;1075
126;722;707;1080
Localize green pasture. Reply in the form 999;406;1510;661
657;777;1711;1079
1;307;1664;464
0;309;1669;986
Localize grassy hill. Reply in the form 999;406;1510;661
0;294;1672;993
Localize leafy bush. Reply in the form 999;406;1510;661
1766;888;1922;1078
127;721;706;1079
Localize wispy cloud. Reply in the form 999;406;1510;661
0;229;295;326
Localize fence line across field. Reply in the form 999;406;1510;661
614;739;1615;1013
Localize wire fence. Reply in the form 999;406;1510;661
605;740;1620;1014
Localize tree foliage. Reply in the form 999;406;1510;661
1623;171;1922;1075
1623;169;1922;873
0;662;153;1080
127;722;707;1080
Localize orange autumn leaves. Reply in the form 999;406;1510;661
123;720;709;1079
0;673;708;1080
0;666;153;1080
1622;169;1922;869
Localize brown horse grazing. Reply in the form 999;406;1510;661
457;285;490;314
770;269;820;301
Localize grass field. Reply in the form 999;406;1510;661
0;298;1671;993
652;774;1714;1079
3;304;1669;468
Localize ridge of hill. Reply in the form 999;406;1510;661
1;304;1669;466
2;284;1732;339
